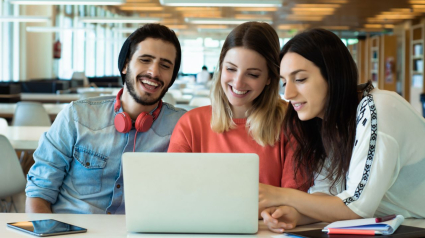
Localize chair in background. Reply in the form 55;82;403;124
12;102;51;127
193;89;210;97
0;135;26;212
189;97;211;107
12;102;51;173
0;117;8;129
162;92;176;106
167;89;183;101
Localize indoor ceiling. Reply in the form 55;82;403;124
106;0;425;38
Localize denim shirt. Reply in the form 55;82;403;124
26;95;186;214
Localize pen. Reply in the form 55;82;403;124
326;228;383;235
375;214;396;223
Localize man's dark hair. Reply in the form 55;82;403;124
118;23;181;87
202;65;207;70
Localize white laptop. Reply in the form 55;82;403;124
122;152;259;234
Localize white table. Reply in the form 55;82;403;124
21;93;80;103
0;126;49;150
0;103;67;119
76;87;121;95
0;213;318;238
1;213;424;238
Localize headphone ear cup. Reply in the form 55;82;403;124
114;112;132;133
135;113;153;132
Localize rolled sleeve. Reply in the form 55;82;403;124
26;103;76;204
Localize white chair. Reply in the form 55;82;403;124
12;102;51;126
193;89;211;97
0;117;8;129
0;135;26;212
189;97;211;107
162;92;176;105
168;89;183;100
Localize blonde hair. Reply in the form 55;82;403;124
210;22;287;146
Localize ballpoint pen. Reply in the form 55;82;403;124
375;214;397;223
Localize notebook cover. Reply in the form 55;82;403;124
286;225;425;238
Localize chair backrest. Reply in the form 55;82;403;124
0;135;26;198
189;97;211;107
0;117;8;129
12;102;52;126
162;93;176;105
167;89;183;99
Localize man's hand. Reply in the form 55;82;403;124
261;206;300;233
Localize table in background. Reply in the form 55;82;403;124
0;103;67;120
76;87;121;95
21;93;80;103
1;213;423;238
0;126;49;151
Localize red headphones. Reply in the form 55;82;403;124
114;89;163;133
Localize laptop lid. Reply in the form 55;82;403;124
122;152;259;234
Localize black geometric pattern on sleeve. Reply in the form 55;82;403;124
343;85;377;206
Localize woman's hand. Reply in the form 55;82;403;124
261;206;300;233
259;183;285;210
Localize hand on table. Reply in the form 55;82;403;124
260;206;300;233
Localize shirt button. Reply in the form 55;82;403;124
85;162;90;166
116;184;121;189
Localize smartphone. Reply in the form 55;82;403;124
7;219;87;237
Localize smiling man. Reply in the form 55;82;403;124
25;24;186;214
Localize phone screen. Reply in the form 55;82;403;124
7;219;87;237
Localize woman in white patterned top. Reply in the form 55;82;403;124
259;28;425;233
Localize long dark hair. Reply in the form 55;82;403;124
280;29;359;191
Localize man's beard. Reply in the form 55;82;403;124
125;68;168;106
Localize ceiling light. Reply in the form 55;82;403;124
182;12;222;18
197;24;228;29
321;26;349;30
185;17;272;24
175;7;220;11
294;3;340;8
78;17;161;23
278;24;306;30
197;28;232;33
10;0;124;5
119;6;164;11
235;7;277;11
0;16;50;22
113;27;180;33
160;0;282;7
285;15;324;21
234;14;272;20
26;26;94;32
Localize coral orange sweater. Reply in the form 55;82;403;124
168;106;308;191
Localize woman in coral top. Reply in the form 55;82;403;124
168;21;310;213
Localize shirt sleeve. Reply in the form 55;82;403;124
309;95;400;218
167;114;193;152
25;103;77;204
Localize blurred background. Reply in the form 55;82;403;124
0;0;424;114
